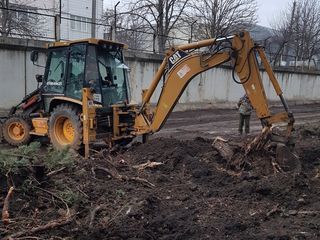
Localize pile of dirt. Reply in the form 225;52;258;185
1;124;320;239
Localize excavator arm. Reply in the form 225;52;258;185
78;31;295;160
133;31;294;143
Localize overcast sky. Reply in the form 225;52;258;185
257;0;291;27
105;0;292;28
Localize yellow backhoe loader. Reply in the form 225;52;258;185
0;31;294;160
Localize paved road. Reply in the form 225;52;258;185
151;103;320;140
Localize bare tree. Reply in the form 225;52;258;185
103;8;149;50
123;0;189;53
188;0;257;39
0;0;43;38
273;0;320;66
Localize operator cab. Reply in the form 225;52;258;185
42;39;129;110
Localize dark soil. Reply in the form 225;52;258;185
1;123;320;240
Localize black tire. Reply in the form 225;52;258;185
49;104;82;150
3;116;32;146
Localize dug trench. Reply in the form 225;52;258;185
0;123;320;239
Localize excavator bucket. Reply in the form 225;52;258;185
275;143;301;172
246;127;300;173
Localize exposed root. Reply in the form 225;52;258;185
246;126;271;155
89;204;108;228
271;159;284;174
2;186;14;225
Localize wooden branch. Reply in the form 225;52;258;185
129;177;155;187
46;167;66;177
2;186;14;225
133;160;164;171
4;216;74;239
94;166;155;188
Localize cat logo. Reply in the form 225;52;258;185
168;50;188;70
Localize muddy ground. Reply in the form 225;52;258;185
0;105;320;239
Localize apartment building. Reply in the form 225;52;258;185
12;0;105;40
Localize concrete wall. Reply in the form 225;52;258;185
0;38;320;110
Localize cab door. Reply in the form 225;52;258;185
65;44;86;99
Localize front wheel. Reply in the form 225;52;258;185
49;104;82;150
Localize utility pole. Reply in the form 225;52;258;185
112;1;120;41
91;0;96;38
55;0;62;41
59;0;62;21
284;0;296;65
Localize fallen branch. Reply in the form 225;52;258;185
2;186;14;225
46;167;66;177
4;215;75;239
89;204;108;228
129;177;155;187
33;186;70;217
94;166;155;188
133;161;164;171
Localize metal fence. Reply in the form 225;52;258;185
0;7;320;71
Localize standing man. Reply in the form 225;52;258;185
237;94;253;135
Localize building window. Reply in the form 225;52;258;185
70;14;91;33
13;4;38;24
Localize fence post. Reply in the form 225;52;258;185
153;33;157;53
55;15;61;41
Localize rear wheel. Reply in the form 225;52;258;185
49;104;82;150
3;116;31;146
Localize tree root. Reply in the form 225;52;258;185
4;215;75;239
2;186;14;225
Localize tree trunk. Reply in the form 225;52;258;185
0;0;9;36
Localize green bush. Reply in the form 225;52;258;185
0;142;77;176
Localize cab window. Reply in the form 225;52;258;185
97;45;129;106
